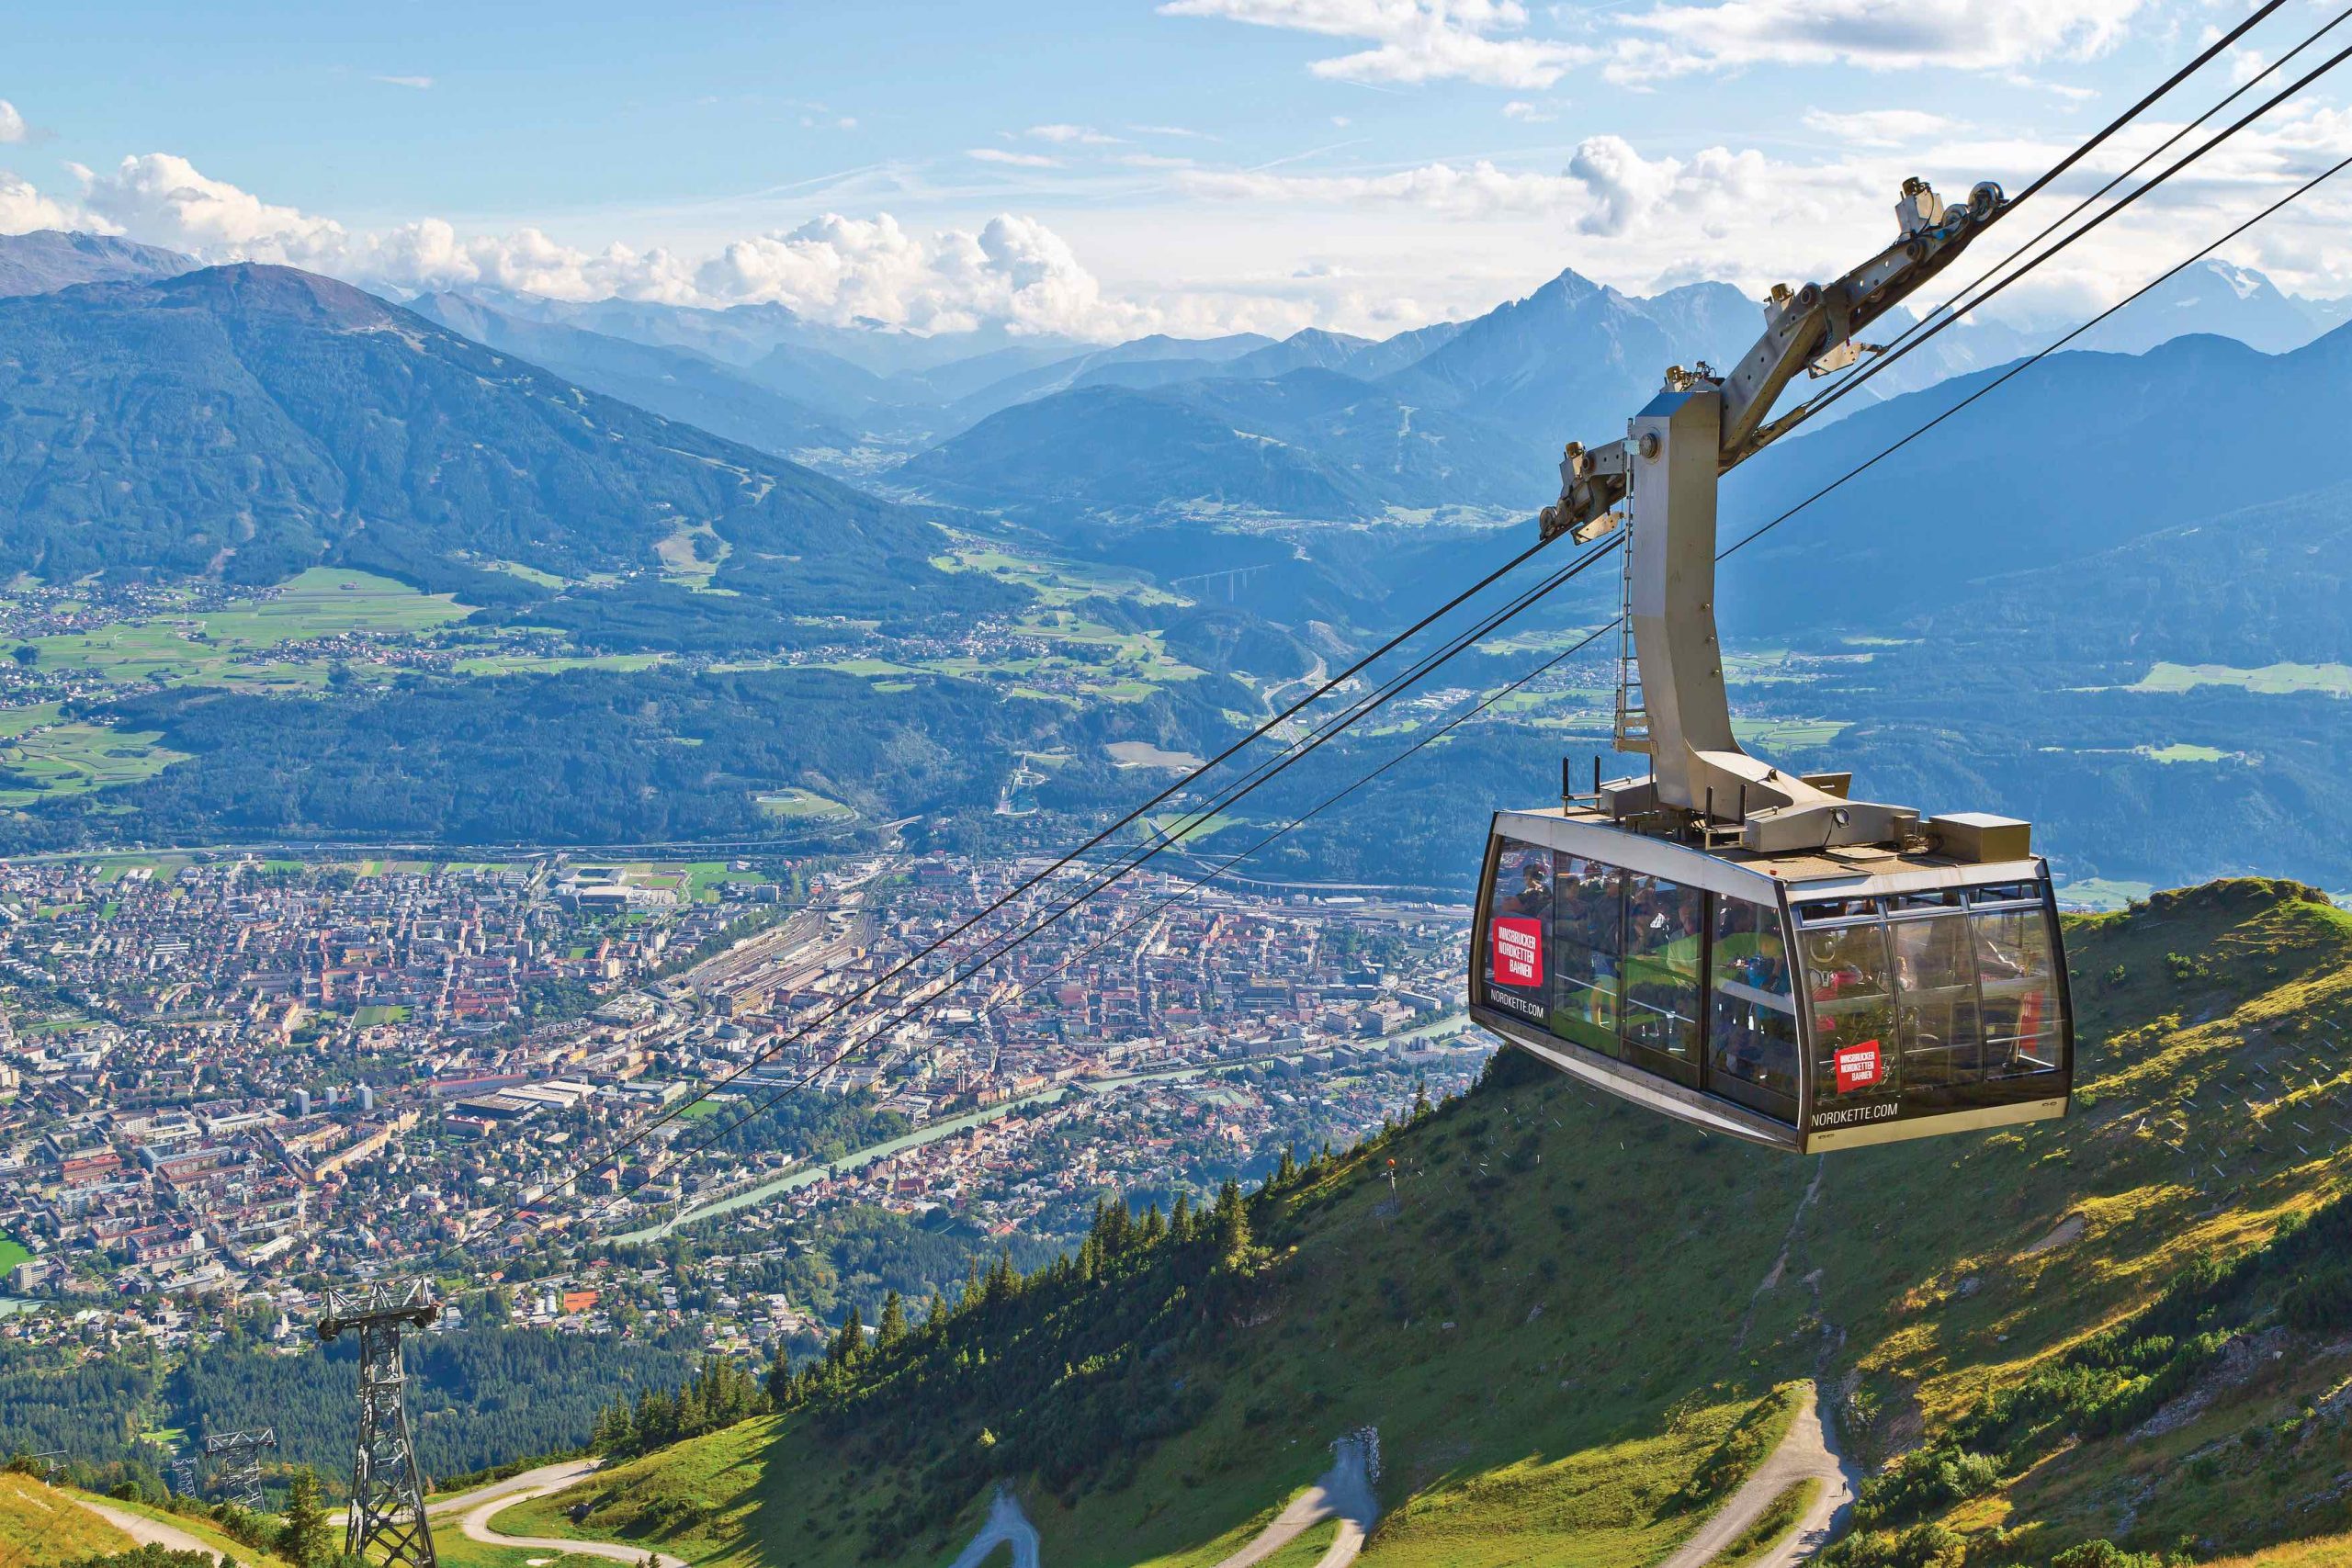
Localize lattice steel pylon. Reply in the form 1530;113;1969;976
201;1427;277;1511
319;1279;440;1568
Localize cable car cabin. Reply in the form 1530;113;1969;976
1469;806;2073;1153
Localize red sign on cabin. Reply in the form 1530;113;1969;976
1490;918;1544;988
1834;1040;1884;1094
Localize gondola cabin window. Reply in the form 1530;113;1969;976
1795;886;2069;1126
1710;897;1798;1120
1551;855;1623;1056
1484;838;1553;1028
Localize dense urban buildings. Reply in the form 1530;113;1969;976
0;848;1480;1354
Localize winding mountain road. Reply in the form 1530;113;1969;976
1212;1433;1379;1568
1655;1383;1858;1568
451;1461;685;1568
945;1488;1041;1568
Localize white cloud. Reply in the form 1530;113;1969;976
1120;152;1198;168
373;74;435;89
967;148;1062;167
1332;115;1352;127
1619;0;2146;79
6;152;1151;335
1800;108;1961;148
1128;123;1215;139
695;211;1149;336
1027;124;1121;144
0;100;28;144
1502;99;1555;121
0;170;80;232
77;153;350;265
1159;0;1595;87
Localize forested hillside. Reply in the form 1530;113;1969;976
0;264;1009;626
486;880;2352;1567
0;1318;698;1486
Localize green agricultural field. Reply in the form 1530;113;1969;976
8;568;474;695
453;651;666;677
2131;660;2352;696
0;715;190;805
2056;876;2156;911
756;788;854;823
1732;716;1849;750
2137;741;2233;763
933;535;1185;610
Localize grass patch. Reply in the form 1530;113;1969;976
0;1234;34;1277
755;788;854;823
0;1473;134;1564
434;1528;628;1568
1720;1475;1821;1567
352;1005;411;1027
2136;742;2233;763
1261;1517;1342;1567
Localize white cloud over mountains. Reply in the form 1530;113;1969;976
6;152;1158;338
0;100;28;145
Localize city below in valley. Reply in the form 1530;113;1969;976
0;846;1481;1359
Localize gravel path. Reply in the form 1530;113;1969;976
1211;1433;1378;1568
945;1488;1041;1568
456;1461;686;1568
1654;1384;1856;1568
66;1495;227;1563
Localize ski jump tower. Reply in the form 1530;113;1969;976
319;1279;440;1568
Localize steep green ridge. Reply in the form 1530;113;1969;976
491;879;2352;1567
0;264;1007;625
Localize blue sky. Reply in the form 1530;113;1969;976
6;0;2350;338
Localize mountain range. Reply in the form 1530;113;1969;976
0;259;1008;626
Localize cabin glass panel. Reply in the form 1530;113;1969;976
1622;872;1703;1085
1481;837;1554;1032
1709;897;1798;1118
1797;901;1903;1130
1973;900;2066;1079
1551;855;1624;1055
1792;886;2070;1132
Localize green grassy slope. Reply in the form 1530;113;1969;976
0;1474;134;1567
510;879;2352;1566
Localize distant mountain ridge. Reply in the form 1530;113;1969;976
0;230;197;296
0;262;1009;625
409;291;854;459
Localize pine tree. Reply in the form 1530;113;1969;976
876;1290;908;1351
1138;1202;1167;1249
765;1340;794;1406
1212;1177;1250;1266
830;1305;865;1368
277;1467;332;1568
1274;1145;1298;1187
1411;1077;1432;1119
1170;1192;1194;1245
